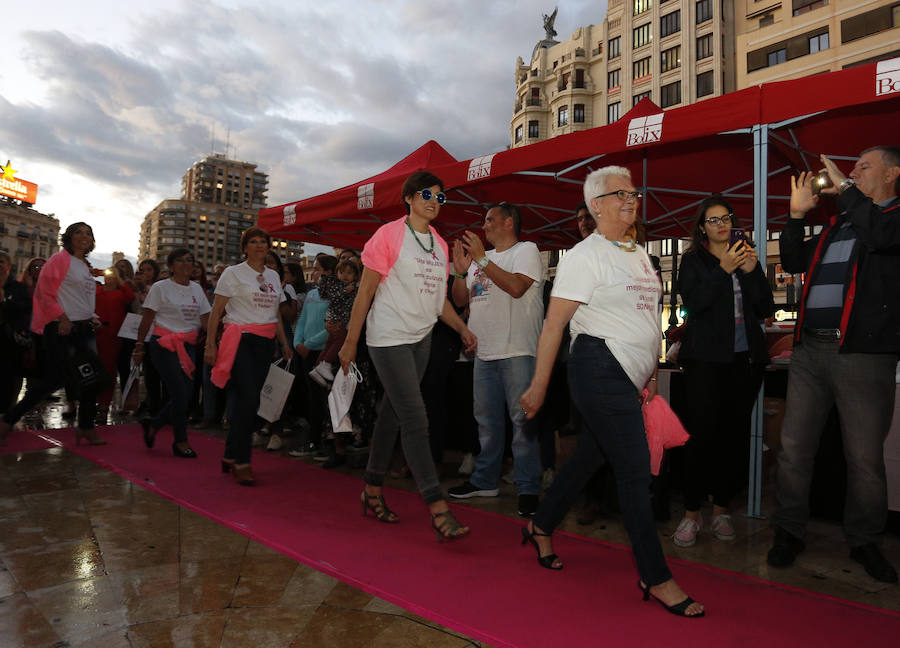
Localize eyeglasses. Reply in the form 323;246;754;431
595;190;642;202
704;213;734;226
416;189;447;205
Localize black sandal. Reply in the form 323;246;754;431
431;509;469;542
140;417;156;449
639;581;705;618
521;524;563;570
172;443;198;458
360;490;399;523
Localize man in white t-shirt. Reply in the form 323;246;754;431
448;203;545;516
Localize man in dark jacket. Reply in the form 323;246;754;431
768;146;900;583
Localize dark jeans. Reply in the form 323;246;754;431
681;354;764;511
774;338;897;547
224;333;275;464
148;337;195;444
298;348;324;440
534;336;672;586
365;333;444;505
3;321;99;430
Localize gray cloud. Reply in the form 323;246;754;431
0;0;607;214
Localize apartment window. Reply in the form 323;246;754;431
809;32;829;53
633;56;652;80
608;102;622;123
575;69;585;88
558;105;569;127
515;125;523;143
767;48;787;67
841;4;898;42
793;0;828;16
696;0;712;23
660;81;681;108
608;68;621;89
634;0;652;16
633;91;652;106
661;10;681;37
633;22;652;49
574;104;585;123
697;33;713;60
697;70;714;97
608;36;621;59
528;120;539;138
760;14;775;27
661;45;681;72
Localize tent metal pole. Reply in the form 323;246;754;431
747;124;768;520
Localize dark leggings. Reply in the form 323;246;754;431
224;333;275;464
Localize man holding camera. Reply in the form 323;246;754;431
769;147;900;583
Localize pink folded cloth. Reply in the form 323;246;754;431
642;390;690;476
153;326;200;378
211;322;276;388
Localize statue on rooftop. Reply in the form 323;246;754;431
542;7;558;41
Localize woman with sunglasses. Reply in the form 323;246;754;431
133;248;210;458
520;167;705;618
0;222;107;446
339;171;477;542
673;195;774;548
205;227;293;485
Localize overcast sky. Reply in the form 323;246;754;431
1;0;606;262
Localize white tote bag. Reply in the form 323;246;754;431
328;363;362;433
257;359;295;422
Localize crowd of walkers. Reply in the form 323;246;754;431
2;145;899;617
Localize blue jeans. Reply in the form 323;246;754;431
774;338;896;547
533;336;672;586
470;355;541;495
148;337;195;444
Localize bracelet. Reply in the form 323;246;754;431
452;271;466;279
649;377;657;382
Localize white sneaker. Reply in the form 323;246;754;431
673;516;702;547
318;363;335;382
266;434;282;451
458;453;475;476
251;432;266;447
711;514;736;541
308;364;332;388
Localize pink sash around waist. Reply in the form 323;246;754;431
153;326;200;378
211;322;276;388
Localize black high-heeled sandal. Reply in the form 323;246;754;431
221;458;235;474
172;443;198;458
521;524;563;570
360;490;399;523
141;417;156;449
431;509;469;542
638;581;705;618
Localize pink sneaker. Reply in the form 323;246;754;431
673;516;701;547
711;514;736;541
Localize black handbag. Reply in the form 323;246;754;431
66;347;111;397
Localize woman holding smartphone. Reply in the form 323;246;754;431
673;196;774;547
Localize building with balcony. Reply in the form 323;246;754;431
510;0;736;148
0;198;60;276
138;156;302;270
736;0;900;88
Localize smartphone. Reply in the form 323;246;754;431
729;229;746;248
812;171;833;195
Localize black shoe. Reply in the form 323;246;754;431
517;494;539;517
767;527;805;568
172;443;198;459
850;543;898;583
322;453;345;469
141;417;156;449
448;481;499;499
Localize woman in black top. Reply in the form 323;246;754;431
674;195;774;547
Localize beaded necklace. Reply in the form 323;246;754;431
609;237;637;252
406;218;435;256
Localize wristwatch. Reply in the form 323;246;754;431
838;178;856;194
475;256;490;270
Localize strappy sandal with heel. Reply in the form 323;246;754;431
521;524;563;570
431;509;469;542
638;581;705;618
360;490;399;523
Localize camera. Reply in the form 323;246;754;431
812;171;833;195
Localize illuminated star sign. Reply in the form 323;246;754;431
1;161;18;181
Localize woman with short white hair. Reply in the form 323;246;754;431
520;166;705;618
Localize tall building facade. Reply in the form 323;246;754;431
0;200;60;277
510;0;735;148
138;155;303;269
736;0;900;88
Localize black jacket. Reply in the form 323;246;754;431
677;245;775;364
780;188;900;354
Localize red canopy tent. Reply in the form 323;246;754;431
258;57;900;251
257;140;457;249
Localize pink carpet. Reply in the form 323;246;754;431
0;429;55;454
24;424;900;647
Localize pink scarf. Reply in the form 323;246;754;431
153;326;199;378
211;322;276;388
